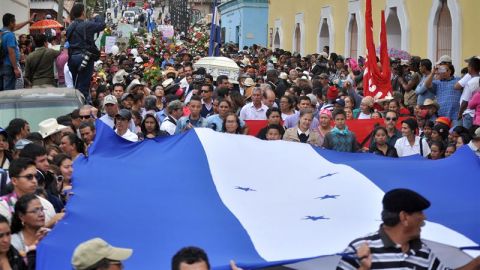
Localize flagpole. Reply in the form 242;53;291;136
208;0;217;56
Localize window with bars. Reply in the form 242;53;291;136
436;0;452;59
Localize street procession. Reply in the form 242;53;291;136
1;0;480;269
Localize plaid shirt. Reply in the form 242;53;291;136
432;77;461;120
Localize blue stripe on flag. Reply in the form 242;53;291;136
313;147;480;245
37;121;265;270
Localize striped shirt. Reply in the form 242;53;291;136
337;226;451;270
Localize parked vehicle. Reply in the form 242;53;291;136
123;10;136;24
0;88;85;131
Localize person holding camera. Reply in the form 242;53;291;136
66;3;106;103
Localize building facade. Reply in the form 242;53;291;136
4;0;30;35
268;0;479;72
219;0;268;48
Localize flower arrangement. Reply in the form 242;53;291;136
186;25;210;56
143;64;163;87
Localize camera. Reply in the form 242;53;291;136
78;51;93;72
193;74;205;83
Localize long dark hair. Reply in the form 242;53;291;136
140;114;160;137
222;113;242;134
63;133;85;155
11;193;39;234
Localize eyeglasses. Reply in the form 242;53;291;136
386;117;398;121
0;231;11;238
16;174;36;181
26;207;44;215
79;115;91;119
201;90;210;93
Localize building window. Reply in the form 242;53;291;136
294;23;301;53
349;14;358;59
319;18;329;53
221;27;226;44
386;7;401;50
274;30;280;49
235;25;240;45
436;0;452;59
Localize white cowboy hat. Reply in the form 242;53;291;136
38;118;67;139
243;77;255;87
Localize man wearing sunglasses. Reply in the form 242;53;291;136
0;158;55;225
79;105;98;124
369;110;402;149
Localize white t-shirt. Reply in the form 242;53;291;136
116;129;138;142
64;63;74;88
357;112;372;119
160;117;177;135
394;136;431;157
460;76;479;117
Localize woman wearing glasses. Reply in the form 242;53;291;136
11;193;49;266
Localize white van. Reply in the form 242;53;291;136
123;11;136;24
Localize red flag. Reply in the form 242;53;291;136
363;0;392;100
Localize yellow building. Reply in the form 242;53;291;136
268;0;478;71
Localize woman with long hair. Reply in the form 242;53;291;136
0;214;33;269
0;129;12;170
11;194;49;261
140;114;161;139
227;91;246;115
59;133;85;160
54;154;73;195
369;127;398;157
222;113;244;134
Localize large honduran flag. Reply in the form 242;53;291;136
37;121;480;269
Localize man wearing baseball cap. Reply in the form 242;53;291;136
72;237;132;270
337;189;480;270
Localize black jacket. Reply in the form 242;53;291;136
8;245;35;270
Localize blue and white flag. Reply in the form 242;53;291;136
208;0;221;56
37;121;480;269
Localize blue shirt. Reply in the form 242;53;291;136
431;77;461;121
161;58;174;69
415;74;436;105
66;17;105;54
206;114;245;132
175;116;207;134
1;28;19;66
155;109;167;123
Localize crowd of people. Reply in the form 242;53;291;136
1;0;480;268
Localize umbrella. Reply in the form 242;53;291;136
375;47;411;60
193;56;240;84
30;19;63;30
